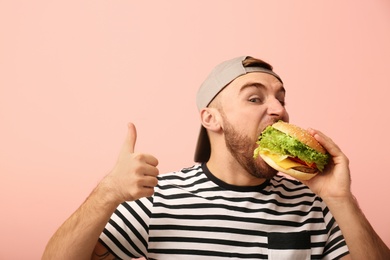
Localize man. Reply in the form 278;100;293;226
43;56;390;259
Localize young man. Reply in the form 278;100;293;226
43;56;390;259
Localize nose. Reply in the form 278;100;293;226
267;97;288;120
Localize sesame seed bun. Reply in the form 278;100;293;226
271;121;326;154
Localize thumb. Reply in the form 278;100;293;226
121;122;137;154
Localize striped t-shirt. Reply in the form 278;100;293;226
100;163;349;259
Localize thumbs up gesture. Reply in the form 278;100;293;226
103;123;159;203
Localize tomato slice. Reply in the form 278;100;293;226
290;157;317;169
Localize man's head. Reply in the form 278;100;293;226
194;56;289;177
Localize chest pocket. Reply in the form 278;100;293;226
268;231;311;260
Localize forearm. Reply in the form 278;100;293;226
324;195;390;260
42;179;122;260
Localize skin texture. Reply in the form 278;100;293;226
42;72;390;260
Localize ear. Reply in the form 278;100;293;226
200;107;222;132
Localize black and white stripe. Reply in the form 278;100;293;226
100;163;349;259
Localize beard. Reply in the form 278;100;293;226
222;116;278;180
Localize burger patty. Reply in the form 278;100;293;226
292;166;318;173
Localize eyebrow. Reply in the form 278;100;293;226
239;82;286;95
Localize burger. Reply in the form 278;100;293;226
253;121;330;181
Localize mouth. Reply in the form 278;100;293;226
259;120;278;133
257;119;286;139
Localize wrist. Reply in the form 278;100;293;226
321;192;358;211
95;176;125;209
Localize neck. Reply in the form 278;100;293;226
206;155;267;187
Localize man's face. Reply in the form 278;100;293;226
217;72;289;179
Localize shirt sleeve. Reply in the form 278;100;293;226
99;197;153;259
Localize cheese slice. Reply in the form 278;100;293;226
260;151;303;170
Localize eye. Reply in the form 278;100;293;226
249;97;263;103
276;93;286;106
278;99;286;106
248;93;265;103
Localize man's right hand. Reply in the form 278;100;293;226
102;122;159;204
42;123;159;260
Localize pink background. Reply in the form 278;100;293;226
1;1;390;258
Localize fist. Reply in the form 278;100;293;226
104;123;159;203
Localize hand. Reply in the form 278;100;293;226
301;128;352;201
101;123;159;203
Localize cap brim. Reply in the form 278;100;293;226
194;125;211;162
